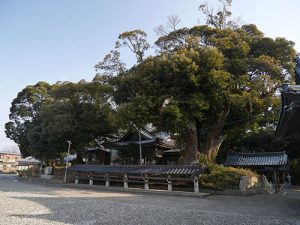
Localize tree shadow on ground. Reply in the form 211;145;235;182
8;191;300;225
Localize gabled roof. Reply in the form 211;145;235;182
224;152;288;167
116;126;175;149
18;156;41;166
117;127;156;145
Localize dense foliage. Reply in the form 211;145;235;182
198;153;256;189
5;80;117;160
290;158;300;185
200;165;256;190
111;24;296;164
5;1;298;166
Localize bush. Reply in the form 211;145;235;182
198;154;257;190
290;158;300;185
17;167;40;178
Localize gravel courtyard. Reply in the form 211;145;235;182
0;174;299;225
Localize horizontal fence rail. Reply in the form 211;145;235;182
69;165;208;193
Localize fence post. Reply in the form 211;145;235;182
194;176;199;193
144;174;149;190
89;176;93;186
75;176;79;184
106;173;110;187
167;175;172;191
124;174;128;189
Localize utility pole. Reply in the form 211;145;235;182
138;129;142;165
132;124;143;165
63;140;72;183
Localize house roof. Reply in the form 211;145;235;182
224;152;288;167
116;126;176;150
18;156;41;166
117;127;156;145
69;164;208;175
0;152;21;156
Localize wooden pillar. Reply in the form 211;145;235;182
144;174;149;190
167;175;172;191
106;173;110;187
287;174;292;187
273;168;278;194
89;177;93;186
282;172;286;185
124;174;128;189
194;176;199;193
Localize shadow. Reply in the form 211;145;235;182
1;180;299;225
9;193;300;225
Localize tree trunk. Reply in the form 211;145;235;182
180;119;199;165
75;152;84;164
201;130;227;160
198;108;230;160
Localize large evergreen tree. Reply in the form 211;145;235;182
108;25;296;164
6;1;297;165
6;80;117;159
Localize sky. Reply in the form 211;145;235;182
0;0;299;153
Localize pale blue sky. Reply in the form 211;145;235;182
0;0;299;152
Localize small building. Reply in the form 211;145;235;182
17;156;41;171
115;126;181;165
224;151;289;193
0;152;21;173
83;127;181;165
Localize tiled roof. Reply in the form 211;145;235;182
68;164;208;175
0;152;21;155
18;156;41;166
116;127;155;145
224;152;288;167
115;127;176;150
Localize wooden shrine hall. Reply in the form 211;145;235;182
115;126;181;165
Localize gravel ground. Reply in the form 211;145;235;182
0;174;299;225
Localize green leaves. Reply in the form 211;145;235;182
114;46;231;136
114;23;296;162
6;13;297;163
6;80;117;159
117;29;150;63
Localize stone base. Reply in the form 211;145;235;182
239;175;273;194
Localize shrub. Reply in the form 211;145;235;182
198;154;257;190
17;167;40;178
290;158;300;185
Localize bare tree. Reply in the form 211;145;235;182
199;0;239;29
155;15;182;36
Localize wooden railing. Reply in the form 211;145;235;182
73;172;200;193
69;165;207;193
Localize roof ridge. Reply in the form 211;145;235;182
229;151;286;155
